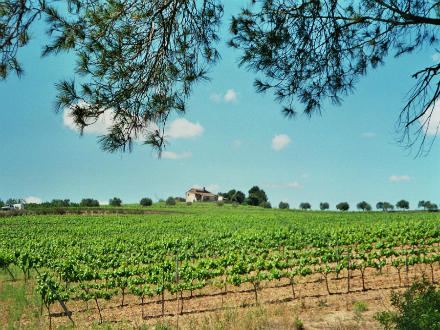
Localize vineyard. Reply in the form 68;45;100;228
1;204;440;328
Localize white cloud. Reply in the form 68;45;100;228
63;102;158;139
271;134;291;151
191;184;219;192
361;132;376;138
432;53;440;62
63;102;115;135
210;93;222;102
207;184;220;192
419;103;440;136
224;89;237;102
263;184;282;189
263;182;302;189
161;151;192;159
234;139;242;147
209;89;238;103
389;175;411;182
166;118;204;139
24;196;43;204
300;174;309;179
64;103;203;141
285;181;301;188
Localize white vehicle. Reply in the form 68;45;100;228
1;205;14;211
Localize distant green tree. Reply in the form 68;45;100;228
248;186;268;206
6;198;17;205
377;201;394;211
109;197;122;207
80;198;99;207
166;197;176;206
232;191;245;204
140;198;153;206
396;200;410;210
357;201;372;211
51;199;70;207
320;202;329;210
260;201;271;208
384;202;394;211
426;202;439;212
299;202;311;210
279;201;289;209
336;202;349;211
418;200;427;210
227;189;237;201
0;199;4;207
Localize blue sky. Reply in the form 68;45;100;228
0;2;439;209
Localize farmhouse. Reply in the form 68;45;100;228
13;203;24;210
185;188;222;203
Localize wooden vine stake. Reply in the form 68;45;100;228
336;240;339;279
4;266;15;281
347;247;350;293
175;256;179;315
161;269;165;317
406;249;409;286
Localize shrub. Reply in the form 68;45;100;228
232;201;239;207
294;318;304;330
109;197;122;207
166;197;176;206
279;201;289;209
375;279;440;329
353;300;368;313
217;200;224;206
186;202;192;206
140;198;153;206
54;208;66;215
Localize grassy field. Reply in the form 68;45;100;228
0;203;439;329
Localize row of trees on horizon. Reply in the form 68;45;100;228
279;200;438;212
1;191;438;212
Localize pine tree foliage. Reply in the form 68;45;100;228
230;0;440;154
1;0;440;153
1;0;222;152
